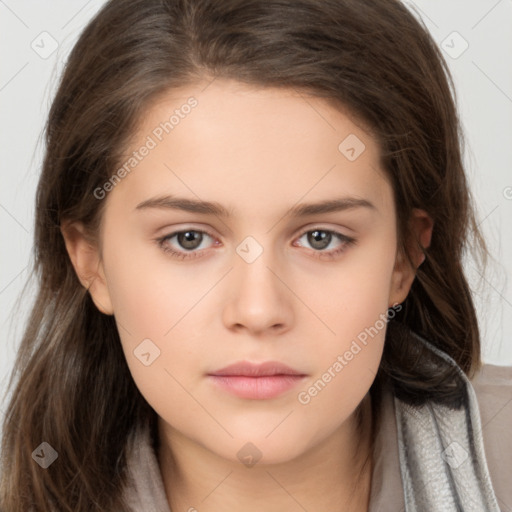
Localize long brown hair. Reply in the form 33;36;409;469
1;0;489;510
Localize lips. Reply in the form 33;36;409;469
207;361;307;400
208;361;306;377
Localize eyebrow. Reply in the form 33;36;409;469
134;194;376;217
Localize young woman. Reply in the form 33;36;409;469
1;0;511;511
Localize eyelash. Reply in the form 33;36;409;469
156;227;356;261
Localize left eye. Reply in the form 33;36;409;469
157;229;215;259
156;228;355;260
294;229;353;253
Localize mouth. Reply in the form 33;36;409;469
207;361;307;400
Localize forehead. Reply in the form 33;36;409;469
105;79;393;222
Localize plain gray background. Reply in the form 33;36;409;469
1;0;512;420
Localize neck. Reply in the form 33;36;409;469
157;393;374;512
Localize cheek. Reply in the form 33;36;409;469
306;231;396;342
296;291;391;440
295;235;395;409
101;235;214;413
103;231;206;338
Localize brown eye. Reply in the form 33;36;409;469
307;230;332;250
157;229;217;260
176;231;204;250
295;228;356;260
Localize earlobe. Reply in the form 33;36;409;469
388;249;414;307
60;220;114;315
410;208;433;269
412;208;433;268
388;208;434;307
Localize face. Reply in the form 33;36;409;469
63;78;428;465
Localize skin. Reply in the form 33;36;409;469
61;78;433;512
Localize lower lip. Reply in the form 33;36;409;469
208;375;306;399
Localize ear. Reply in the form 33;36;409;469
60;220;114;315
388;208;433;307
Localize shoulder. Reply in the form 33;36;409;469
470;363;512;425
469;363;512;511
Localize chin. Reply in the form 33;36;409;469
213;430;315;467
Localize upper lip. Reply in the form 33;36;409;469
208;361;306;377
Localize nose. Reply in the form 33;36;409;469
221;241;294;336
